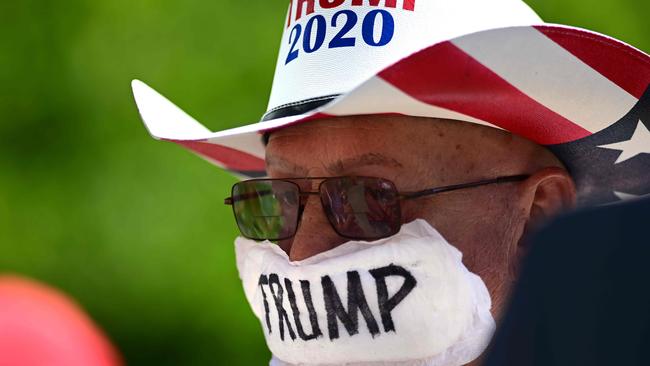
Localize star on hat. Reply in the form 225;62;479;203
598;120;650;164
548;86;650;205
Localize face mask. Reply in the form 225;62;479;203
235;219;495;366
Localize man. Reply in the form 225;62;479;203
264;114;574;317
132;0;649;364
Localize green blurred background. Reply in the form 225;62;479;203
0;1;647;365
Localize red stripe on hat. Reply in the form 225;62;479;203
378;41;592;145
170;140;266;171
536;26;650;99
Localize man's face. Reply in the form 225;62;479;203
265;114;574;317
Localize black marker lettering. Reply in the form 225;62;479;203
322;271;380;340
268;274;297;341
370;264;417;332
258;274;272;334
285;278;322;340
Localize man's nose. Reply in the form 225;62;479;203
286;195;348;261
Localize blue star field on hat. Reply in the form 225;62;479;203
549;85;650;205
598;119;650;164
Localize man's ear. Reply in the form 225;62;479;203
523;167;576;222
510;167;576;276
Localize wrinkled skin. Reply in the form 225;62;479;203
265;115;576;364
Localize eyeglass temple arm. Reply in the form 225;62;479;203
400;174;530;200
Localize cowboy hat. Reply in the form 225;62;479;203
132;0;650;205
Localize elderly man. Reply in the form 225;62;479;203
133;0;650;364
264;114;573;316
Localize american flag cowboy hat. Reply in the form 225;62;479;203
132;0;650;206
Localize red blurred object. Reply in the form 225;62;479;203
0;276;123;366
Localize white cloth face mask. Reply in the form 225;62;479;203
235;219;495;366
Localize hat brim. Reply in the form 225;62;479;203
132;24;650;203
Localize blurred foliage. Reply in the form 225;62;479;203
0;0;647;365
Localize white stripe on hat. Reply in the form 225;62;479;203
133;77;314;163
325;76;499;129
451;26;638;134
132;80;211;141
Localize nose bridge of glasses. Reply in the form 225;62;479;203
286;177;325;191
278;177;326;199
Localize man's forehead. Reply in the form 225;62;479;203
263;114;561;186
266;115;501;155
268;115;399;137
271;117;456;168
266;152;404;176
264;116;421;175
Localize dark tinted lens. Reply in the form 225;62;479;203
231;180;300;240
320;177;401;239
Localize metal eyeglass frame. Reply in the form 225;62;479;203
223;174;530;240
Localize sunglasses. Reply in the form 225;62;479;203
224;175;529;241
